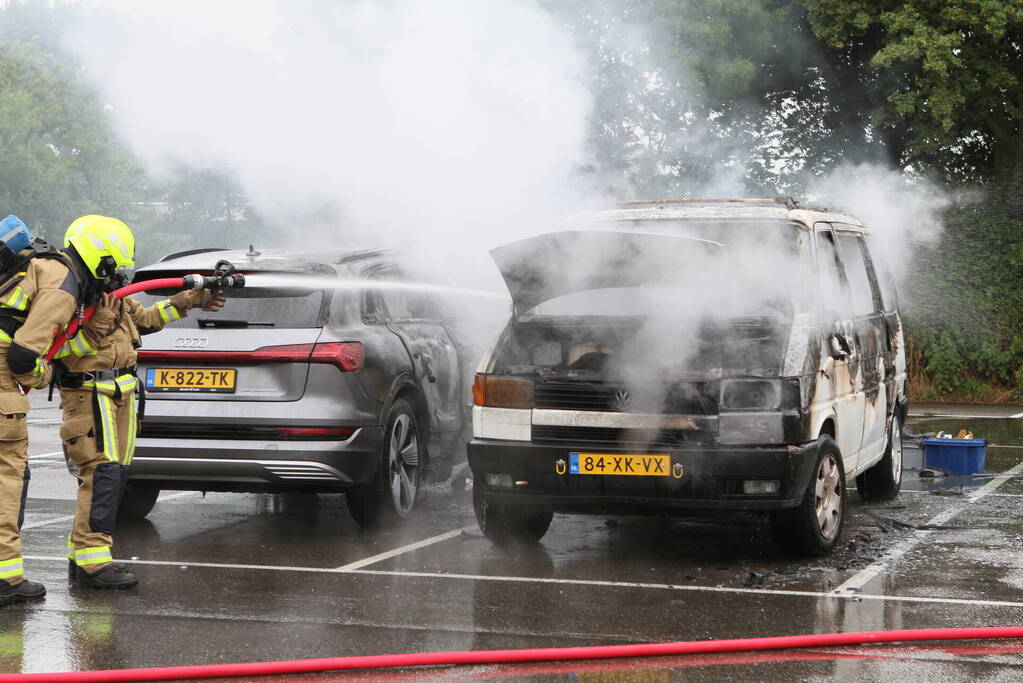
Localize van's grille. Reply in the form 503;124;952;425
534;381;719;415
531;425;712;449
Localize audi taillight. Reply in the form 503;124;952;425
472;373;534;408
138;342;364;371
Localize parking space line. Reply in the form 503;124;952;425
23;555;344;573
834;459;1023;595
335;527;475;570
351;568;1023;611
19;553;1023;610
21;492;197;530
22;514;76;530
912;414;1020;419
29;451;64;460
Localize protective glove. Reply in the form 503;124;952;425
201;290;226;312
87;293;118;332
15;359;52;390
170;289;204;312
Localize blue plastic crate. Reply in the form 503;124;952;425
922;438;987;475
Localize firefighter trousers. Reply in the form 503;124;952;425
0;387;30;586
60;383;138;574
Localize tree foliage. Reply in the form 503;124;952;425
806;0;1023;182
0;39;145;242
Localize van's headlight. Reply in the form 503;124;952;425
719;412;784;445
720;379;781;411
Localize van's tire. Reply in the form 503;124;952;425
346;398;421;528
856;413;903;502
771;436;845;556
472;477;553;544
117;485;160;521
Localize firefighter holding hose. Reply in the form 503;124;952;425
53;215;225;589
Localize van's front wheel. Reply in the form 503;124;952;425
772;436;845;556
472;477;553;544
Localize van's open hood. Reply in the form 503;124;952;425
490;231;721;315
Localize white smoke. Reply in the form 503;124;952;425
66;0;595;289
807;163;953;280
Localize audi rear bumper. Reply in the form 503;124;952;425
130;426;385;493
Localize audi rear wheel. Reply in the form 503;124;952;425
346;398;421;528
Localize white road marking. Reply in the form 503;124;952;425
22;514;76;530
899;490;1023;498
335;526;475;570
912;414;1020;419
21;492;197;529
29;451;64;460
156;491;199;502
834;459;1023;595
18;552;1023;611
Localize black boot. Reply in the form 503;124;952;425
69;560;128;581
74;564;138;589
0;578;46;606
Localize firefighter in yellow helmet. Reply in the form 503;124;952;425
0;216;87;605
54;215;223;589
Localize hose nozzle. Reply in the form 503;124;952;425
182;260;246;291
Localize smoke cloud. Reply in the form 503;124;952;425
66;0;595;289
807;163;954;280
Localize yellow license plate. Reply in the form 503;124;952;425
145;368;237;393
569;453;671;476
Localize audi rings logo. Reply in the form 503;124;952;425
613;390;632;411
173;337;209;348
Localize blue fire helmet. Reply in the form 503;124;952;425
0;215;31;254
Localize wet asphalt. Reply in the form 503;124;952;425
1;394;1021;681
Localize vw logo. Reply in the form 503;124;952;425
613;389;632;411
173;337;209;348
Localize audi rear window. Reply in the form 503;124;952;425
132;287;327;329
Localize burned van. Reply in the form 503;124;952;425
467;199;907;555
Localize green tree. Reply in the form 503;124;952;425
0;38;146;242
805;0;1023;183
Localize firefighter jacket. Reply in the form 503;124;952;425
0;254;80;393
56;290;203;373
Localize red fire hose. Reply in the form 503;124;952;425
0;627;1021;681
44;277;189;362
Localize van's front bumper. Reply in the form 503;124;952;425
468;439;820;513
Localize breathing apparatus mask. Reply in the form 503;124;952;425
102;267;129;294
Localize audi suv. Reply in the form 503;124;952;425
123;247;469;527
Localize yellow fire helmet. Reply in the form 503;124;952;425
64;214;135;279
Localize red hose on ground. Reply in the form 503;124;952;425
44;278;187;362
1;627;1021;682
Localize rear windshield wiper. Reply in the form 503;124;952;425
197;319;275;328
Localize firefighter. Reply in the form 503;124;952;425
54;215;224;589
0;217;92;606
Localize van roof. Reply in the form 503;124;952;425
567;199;866;230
